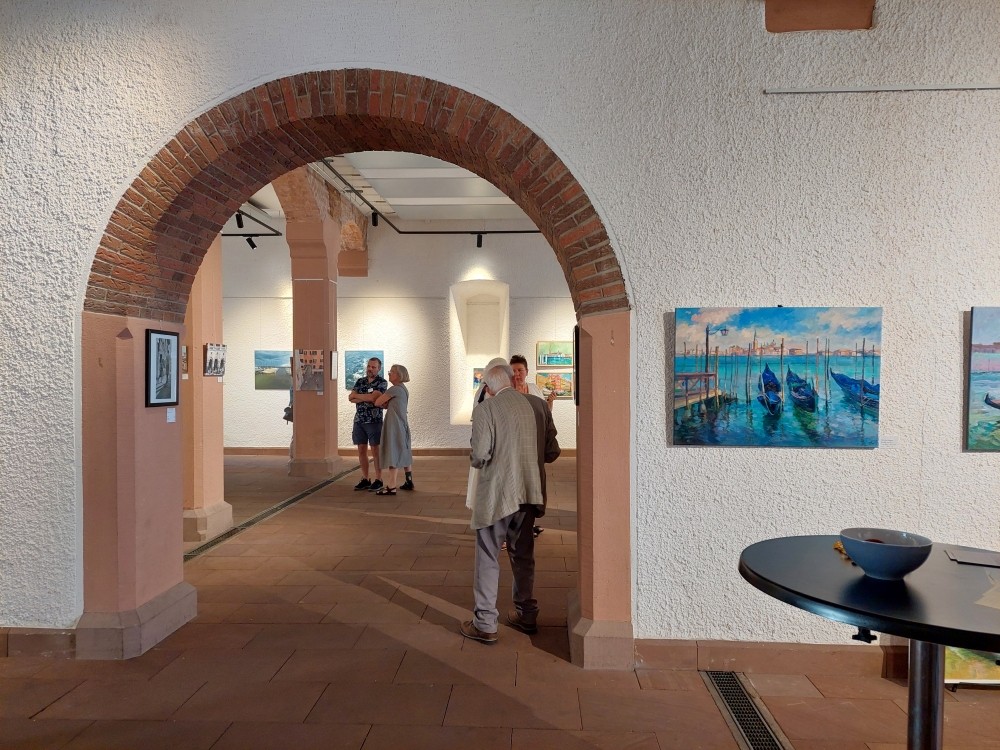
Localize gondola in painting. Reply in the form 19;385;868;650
673;306;882;447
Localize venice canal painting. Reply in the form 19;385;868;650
967;307;1000;451
674;307;882;448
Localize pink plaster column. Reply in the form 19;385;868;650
287;219;343;478
79;312;196;659
569;309;634;668
181;236;232;542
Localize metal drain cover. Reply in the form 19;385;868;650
703;671;786;750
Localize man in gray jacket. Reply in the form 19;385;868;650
462;364;545;644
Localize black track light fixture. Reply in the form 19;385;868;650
476;234;483;248
235;212;244;229
246;237;257;249
371;212;379;227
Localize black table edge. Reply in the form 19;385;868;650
738;555;1000;652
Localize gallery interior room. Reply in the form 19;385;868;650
3;1;1000;748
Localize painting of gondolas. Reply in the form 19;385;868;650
673;307;882;448
966;307;1000;451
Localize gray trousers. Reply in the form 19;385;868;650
472;505;538;633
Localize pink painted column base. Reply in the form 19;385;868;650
570;310;634;669
79;311;196;659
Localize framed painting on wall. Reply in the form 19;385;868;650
473;367;485;391
673;307;882;448
343;350;384;390
536;341;573;368
536;371;573;399
254;350;293;390
145;329;179;407
203;343;227;377
966;307;1000;451
295;350;325;391
946;646;1000;686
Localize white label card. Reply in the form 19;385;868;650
166;408;176;423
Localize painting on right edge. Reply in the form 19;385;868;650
967;307;1000;451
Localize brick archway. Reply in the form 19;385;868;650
82;70;632;668
85;69;628;322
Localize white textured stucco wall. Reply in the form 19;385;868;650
220;219;576;449
2;1;1000;637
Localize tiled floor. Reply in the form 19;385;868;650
6;456;1000;749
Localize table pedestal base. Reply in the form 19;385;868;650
908;640;944;750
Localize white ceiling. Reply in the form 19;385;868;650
245;152;530;223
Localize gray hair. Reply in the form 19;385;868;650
391;364;410;383
483;364;513;393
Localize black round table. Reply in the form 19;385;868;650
739;536;1000;750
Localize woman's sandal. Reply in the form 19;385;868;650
375;486;397;496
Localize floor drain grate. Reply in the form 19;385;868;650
183;464;360;561
705;671;784;750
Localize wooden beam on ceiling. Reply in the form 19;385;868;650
765;0;875;32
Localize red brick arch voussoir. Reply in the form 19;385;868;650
85;69;629;323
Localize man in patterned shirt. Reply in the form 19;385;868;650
349;357;388;491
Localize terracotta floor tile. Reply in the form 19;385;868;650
172;680;327;723
807;674;908;700
236;544;325;557
244;623;365;650
385;544;461;557
518;653;639;690
32;650;179;682
154;623;264;651
393;648;516;686
255;555;345;571
323;601;424;624
761;696;907;743
35;679;202;721
335;556;418;571
445;683;582;729
512;728;660;750
195;568;293;585
949;685;1000;704
579;687;732;737
273;648;405;683
276;570;356;586
0;679;84;718
655;729;738;749
789;742;871;750
149;647;293;684
61;720;228;749
191;602;242;623
194;584;314;604
635;669;705;691
0;658;51;679
746;673;824;698
223;602;331;623
362;724;512;750
410;556;475;571
306;683;452;725
0;719;91;750
211;722;370;750
353;623;466;651
296;584;389;608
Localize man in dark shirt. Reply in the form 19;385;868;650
349;357;388;491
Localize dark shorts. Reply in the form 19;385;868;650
352;420;382;446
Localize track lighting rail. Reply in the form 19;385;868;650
222;209;283;249
318;159;541;243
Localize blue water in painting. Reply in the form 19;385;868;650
673;354;880;448
967;353;1000;451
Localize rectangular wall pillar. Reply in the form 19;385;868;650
79;312;196;659
570;310;634;669
288;220;342;477
181;236;232;542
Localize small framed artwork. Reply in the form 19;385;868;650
536;340;574;368
536;371;574;399
254;350;293;390
180;345;188;374
473;367;485;391
573;325;580;406
146;329;179;407
967;307;1000;451
344;350;384;390
203;343;227;376
329;351;339;381
295;349;325;391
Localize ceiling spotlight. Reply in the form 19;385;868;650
371;212;379;227
246;237;257;249
235;212;244;229
476;234;483;248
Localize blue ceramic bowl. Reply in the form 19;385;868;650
840;528;933;581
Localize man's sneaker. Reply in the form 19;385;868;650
367;479;384;492
354;478;371;491
506;610;538;634
461;621;498;645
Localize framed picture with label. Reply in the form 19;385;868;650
203;343;227;376
145;329;179;407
